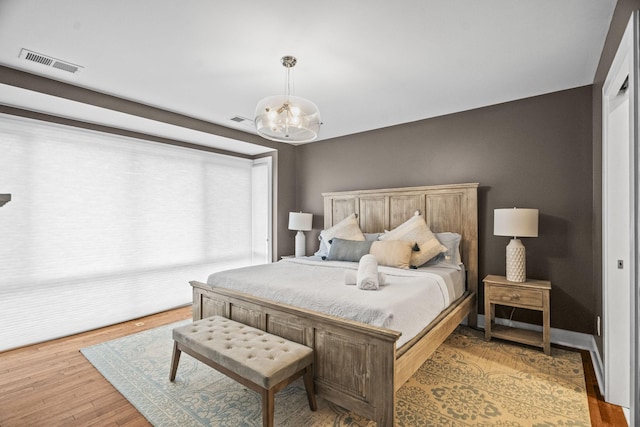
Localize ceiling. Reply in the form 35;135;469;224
0;0;617;153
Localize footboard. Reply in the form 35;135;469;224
191;280;399;426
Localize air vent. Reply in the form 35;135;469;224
19;48;83;74
24;51;52;66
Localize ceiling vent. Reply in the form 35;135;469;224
19;48;83;74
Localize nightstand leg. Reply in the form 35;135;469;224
484;299;492;341
543;291;551;355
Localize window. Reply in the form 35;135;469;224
0;114;271;350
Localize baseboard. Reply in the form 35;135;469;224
475;314;605;395
589;340;605;397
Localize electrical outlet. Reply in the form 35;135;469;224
597;316;601;336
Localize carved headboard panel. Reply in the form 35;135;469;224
322;183;479;297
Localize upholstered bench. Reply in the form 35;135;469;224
169;315;317;427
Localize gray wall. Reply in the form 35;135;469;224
591;0;640;354
297;86;594;334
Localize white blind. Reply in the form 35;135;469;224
0;114;268;351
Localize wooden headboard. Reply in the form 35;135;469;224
322;182;479;314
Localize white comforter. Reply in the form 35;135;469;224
206;257;461;347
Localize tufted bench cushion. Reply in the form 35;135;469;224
169;315;316;427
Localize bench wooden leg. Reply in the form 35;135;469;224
261;387;275;427
302;366;317;411
169;341;181;382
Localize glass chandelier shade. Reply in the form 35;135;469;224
255;56;321;143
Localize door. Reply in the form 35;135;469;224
602;11;639;423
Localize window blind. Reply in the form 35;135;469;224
0;114;269;351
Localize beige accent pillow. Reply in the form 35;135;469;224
320;213;365;249
379;215;447;267
370;240;415;269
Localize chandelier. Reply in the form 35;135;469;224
254;56;321;143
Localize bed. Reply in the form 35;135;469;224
190;182;478;426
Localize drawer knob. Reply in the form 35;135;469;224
510;294;520;300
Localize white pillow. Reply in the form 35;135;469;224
379;214;446;267
315;213;365;257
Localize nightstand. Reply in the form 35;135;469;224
483;274;551;355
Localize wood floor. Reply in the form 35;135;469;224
0;306;628;426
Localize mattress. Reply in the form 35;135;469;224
206;256;466;348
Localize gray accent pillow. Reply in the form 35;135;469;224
326;238;373;262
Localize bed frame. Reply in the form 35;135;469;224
191;182;478;426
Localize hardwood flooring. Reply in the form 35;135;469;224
581;349;629;426
0;306;628;426
0;306;191;427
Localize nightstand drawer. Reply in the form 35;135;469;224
488;285;543;308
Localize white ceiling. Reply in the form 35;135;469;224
0;0;617;152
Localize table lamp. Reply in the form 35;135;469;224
494;207;538;282
288;212;313;257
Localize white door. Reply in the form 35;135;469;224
603;73;630;409
602;11;639;423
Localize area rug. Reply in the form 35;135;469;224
81;322;591;426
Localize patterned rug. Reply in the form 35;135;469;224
81;322;590;426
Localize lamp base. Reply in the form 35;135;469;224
506;238;526;282
295;231;306;258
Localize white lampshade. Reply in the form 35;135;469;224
494;208;539;238
288;212;313;231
